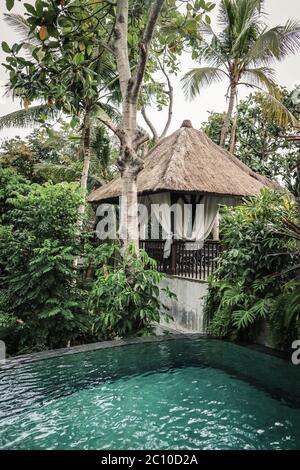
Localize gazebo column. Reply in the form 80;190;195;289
168;241;176;275
167;195;176;275
212;211;220;240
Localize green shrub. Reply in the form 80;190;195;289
88;243;175;339
204;188;300;348
0;166;29;218
0;171;88;354
0;165;175;355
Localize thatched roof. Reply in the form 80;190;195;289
88;120;279;203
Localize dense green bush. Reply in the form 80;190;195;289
0;166;172;355
0;168;88;354
0;166;29;218
88;243;175;339
204;189;300;349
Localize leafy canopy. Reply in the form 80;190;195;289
202;87;300;197
204;188;300;348
87;243;175;339
182;0;300;127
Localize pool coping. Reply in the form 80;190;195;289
0;332;207;368
1;329;292;370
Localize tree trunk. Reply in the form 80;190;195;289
220;83;236;148
74;114;91;270
119;165;139;252
297;150;300;225
229;113;238;154
108;0;165;253
78;114;91;229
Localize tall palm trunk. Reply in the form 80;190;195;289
229;113;238;154
220;83;237;148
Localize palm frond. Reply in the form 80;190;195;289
94;102;121;125
246;29;283;65
0;105;59;132
246;19;300;66
242;67;277;94
217;0;236;29
196;23;227;67
235;0;263;30
34;162;105;187
4;13;40;46
255;90;299;128
276;18;300;58
233;297;274;330
181;67;228;100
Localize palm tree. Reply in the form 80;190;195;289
0;107;116;187
182;0;300;147
33;126;114;189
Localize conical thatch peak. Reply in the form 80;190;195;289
88;125;279;203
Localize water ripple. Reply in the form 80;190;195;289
0;339;300;450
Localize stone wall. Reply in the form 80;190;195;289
159;276;274;349
160;276;208;333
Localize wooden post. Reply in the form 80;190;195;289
167;203;176;275
168;239;176;275
212;211;220;240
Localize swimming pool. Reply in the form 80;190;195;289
0;338;299;450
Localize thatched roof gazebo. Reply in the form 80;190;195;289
88;120;279;280
89;120;277;203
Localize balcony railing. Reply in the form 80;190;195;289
139;239;221;281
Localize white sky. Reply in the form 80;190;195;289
0;0;300;141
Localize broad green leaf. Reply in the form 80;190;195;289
24;3;36;15
1;42;11;54
6;0;14;11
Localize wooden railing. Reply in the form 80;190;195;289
139;239;221;281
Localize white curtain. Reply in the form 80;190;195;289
150;192;172;257
175;195;218;250
201;195;219;240
138;195;151;239
138;193;218;256
138;192;172;258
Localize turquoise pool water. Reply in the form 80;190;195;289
0;338;300;450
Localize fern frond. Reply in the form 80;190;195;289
0;105;59;131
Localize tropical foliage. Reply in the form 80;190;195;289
0;165;172;355
0;167;86;354
182;0;300;146
0;125;117;188
2;0;216;252
1;0;299;358
204;189;300;348
203;88;300;197
88;243;175;339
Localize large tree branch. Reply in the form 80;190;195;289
131;0;165;101
141;107;159;141
141;59;173;143
112;0;131;100
134;128;150;149
97;113;124;142
159;58;174;140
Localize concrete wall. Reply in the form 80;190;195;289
160;276;208;333
159;276;274;349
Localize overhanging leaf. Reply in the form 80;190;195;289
6;0;15;12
